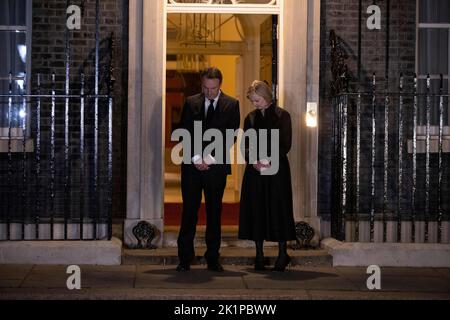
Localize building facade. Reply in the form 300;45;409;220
0;0;449;264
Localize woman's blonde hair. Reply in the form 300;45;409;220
246;80;273;103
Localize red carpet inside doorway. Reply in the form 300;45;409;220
164;203;240;226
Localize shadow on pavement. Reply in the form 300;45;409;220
141;268;248;284
242;268;339;281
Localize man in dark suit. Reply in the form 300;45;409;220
177;67;240;272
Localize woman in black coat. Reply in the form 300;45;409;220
238;80;296;272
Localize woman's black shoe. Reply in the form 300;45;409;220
272;254;291;272
207;262;224;272
254;256;266;271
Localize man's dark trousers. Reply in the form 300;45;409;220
178;165;227;265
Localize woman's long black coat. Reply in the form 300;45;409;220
238;104;296;242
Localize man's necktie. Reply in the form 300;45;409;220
206;99;215;128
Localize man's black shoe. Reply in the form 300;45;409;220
207;262;224;272
176;263;190;272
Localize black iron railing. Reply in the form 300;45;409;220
0;0;114;241
332;75;449;243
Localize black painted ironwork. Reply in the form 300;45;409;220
437;75;444;243
50;72;56;240
132;221;158;250
397;75;404;242
332;95;339;239
93;0;100;241
107;33;115;241
64;0;71;240
35;74;42;240
331;74;449;243
330;30;349;241
21;72;27;240
80;72;85;240
0;3;114;241
383;2;391;242
330;28;448;243
7;72;13;240
370;74;376;243
425;75;431;243
355;92;361;241
341;94;348;240
412;74;418;242
383;78;389;242
292;222;315;250
329;30;349;97
332;94;344;241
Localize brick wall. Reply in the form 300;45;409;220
5;0;443;225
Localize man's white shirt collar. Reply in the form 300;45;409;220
205;90;221;110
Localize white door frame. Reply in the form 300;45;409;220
165;1;285;202
166;0;281;14
164;0;285;106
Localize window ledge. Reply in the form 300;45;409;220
0;138;34;153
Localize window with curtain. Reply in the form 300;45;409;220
0;0;31;138
417;0;450;126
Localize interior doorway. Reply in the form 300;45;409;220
163;13;279;226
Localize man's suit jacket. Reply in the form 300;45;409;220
180;92;240;175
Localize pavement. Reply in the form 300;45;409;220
0;249;449;300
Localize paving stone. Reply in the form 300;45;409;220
0;279;22;288
79;265;136;289
20;265;69;289
243;267;359;291
336;266;441;276
370;267;443;277
336;271;450;292
135;265;247;290
0;265;33;280
1;264;449;300
333;267;448;290
307;290;450;300
0;288;311;300
434;268;450;280
377;276;450;293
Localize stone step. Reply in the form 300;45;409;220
122;247;332;266
159;226;316;249
121;225;329;266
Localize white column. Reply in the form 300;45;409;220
127;0;143;223
125;0;165;247
281;0;321;244
304;0;321;241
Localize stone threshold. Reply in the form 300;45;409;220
122;247;332;267
160;226;314;249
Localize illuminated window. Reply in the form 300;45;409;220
0;0;32;138
417;0;450;126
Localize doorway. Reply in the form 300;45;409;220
163;13;279;226
126;0;321;248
